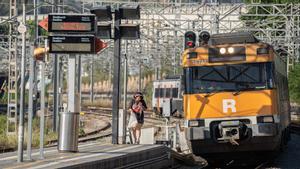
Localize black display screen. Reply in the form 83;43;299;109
48;14;96;33
49;35;95;54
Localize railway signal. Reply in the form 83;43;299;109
184;31;196;49
90;4;140;144
199;31;210;45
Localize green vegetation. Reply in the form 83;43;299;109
0;92;7;104
143;81;153;108
241;0;299;104
82;99;112;108
289;64;300;104
82;60;110;85
0;115;58;151
0;24;9;35
0;115;6;136
244;0;300;3
26;20;49;41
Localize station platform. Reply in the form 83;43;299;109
0;142;173;169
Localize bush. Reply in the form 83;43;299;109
289;64;300;104
143;81;153;108
0;115;6;135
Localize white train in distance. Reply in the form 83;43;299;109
152;75;183;117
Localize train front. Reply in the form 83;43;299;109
182;32;287;155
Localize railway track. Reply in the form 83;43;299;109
0;107;170;153
49;107;167;146
290;122;300;135
221;123;300;169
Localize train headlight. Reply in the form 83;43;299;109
228;47;234;54
219;48;226;54
257;116;274;123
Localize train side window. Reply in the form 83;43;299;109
266;62;275;89
166;88;171;98
271;65;277;88
155;88;160;98
159;88;164;98
172;88;178;98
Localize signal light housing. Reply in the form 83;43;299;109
187;41;194;47
34;47;49;61
120;24;140;39
90;6;112;21
184;31;196;49
119;4;140;20
97;23;112;39
199;31;210;45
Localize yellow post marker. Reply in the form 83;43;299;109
34;47;49;61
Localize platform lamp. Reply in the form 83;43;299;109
91;4;140;144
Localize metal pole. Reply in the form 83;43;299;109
90;56;94;102
156;31;160;80
77;55;81;107
34;0;38;45
109;52;112;83
32;0;39;118
52;0;60;132
40;40;47;159
57;56;63;130
26;46;34;161
57;54;79;152
122;41;128;144
138;62;141;92
17;1;26;163
173;30;177;75
157;31;161;79
212;2;219;35
112;9;121;144
26;0;38;158
53;57;58;132
155;67;159;80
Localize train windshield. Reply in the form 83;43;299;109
184;62;274;94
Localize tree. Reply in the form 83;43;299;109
0;24;9;35
26;20;49;41
288;64;300;104
0;0;9;16
244;0;300;3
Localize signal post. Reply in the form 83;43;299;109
38;13;107;152
90;4;140;144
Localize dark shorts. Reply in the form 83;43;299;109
135;112;144;124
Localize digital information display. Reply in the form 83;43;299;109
208;47;246;62
49;35;95;54
48;14;96;33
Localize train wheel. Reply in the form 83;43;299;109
278;130;286;152
286;126;291;141
284;128;289;146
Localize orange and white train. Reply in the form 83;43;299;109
181;32;290;155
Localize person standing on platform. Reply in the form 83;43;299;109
128;92;147;144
